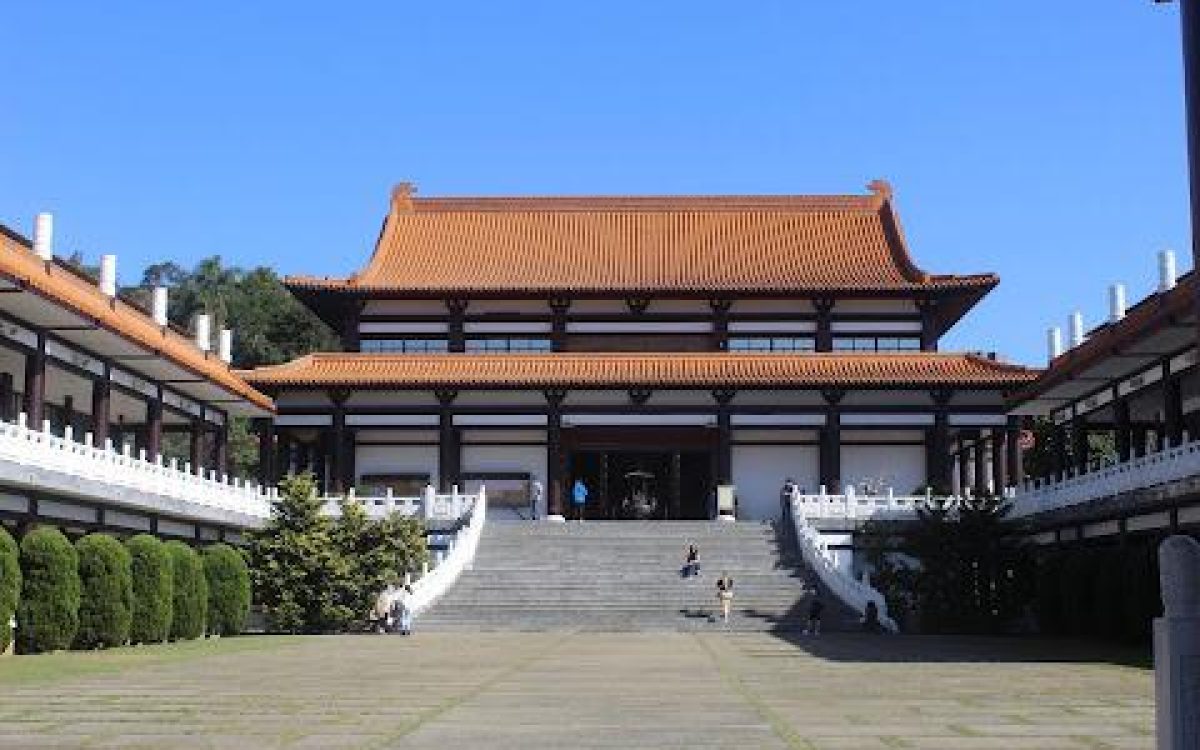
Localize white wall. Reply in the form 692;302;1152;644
840;444;925;495
732;444;819;520
355;445;437;486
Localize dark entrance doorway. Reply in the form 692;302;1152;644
564;427;715;520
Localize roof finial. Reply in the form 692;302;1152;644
391;182;417;213
867;179;893;202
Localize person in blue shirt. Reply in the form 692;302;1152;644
571;478;588;522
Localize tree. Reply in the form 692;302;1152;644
0;526;20;653
332;501;429;621
165;542;208;640
126;534;173;644
74;534;133;649
248;473;355;633
203;544;252;636
17;527;81;653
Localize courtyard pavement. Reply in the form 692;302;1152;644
0;632;1153;749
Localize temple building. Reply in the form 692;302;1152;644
244;181;1038;520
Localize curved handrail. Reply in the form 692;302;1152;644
407;486;487;616
790;497;897;633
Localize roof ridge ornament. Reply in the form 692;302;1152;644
391;182;417;214
867;179;894;204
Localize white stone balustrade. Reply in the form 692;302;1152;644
791;485;936;522
1009;438;1200;518
789;496;898;632
0;413;273;528
320;484;481;523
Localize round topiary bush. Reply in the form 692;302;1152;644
203;544;251;637
0;526;20;653
166;541;207;640
74;534;133;649
126;534;173;644
17;526;80;653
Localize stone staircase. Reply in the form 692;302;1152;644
418;520;861;632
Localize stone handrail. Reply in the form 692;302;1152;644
407;486;487;616
1010;438;1200;517
320;484;480;522
789;496;898;632
792;486;935;522
0;413;272;525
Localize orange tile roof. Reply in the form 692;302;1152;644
287;181;997;295
0;228;273;412
242;352;1038;390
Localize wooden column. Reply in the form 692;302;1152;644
709;298;732;351
0;372;12;422
1005;416;1024;487
329;389;350;493
545;389;566;517
970;431;987;496
814;298;835;352
927;389;953;493
819;389;843;491
91;369;110;447
212;420;228;479
712;389;735;486
956;442;970;493
549;297;571;352
256;418;276;486
917;298;939;352
1163;363;1185;448
1071;417;1089;473
22;332;45;426
189;418;204;474
1114;397;1132;462
436;390;459;490
990;429;1006;494
446;299;468;353
341;300;363;352
275;431;292;478
146;390;163;461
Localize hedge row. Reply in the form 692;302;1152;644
1033;539;1163;643
2;527;252;654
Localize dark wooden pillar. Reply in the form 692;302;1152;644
189;418;204;474
146;390;163;460
1005;417;1024;487
436;390;459;490
1163;364;1185;448
956;442;969;493
212;420;228;478
0;372;13;422
1133;425;1149;458
814;298;835;352
710;298;732;351
917;298;939;352
340;300;363;352
275;431;292;477
329;389;350;493
1114;397;1132;462
1071;417;1089;473
91;371;110;447
545;389;566;517
970;431;987;496
549;297;571;352
446;299;468;353
256;418;275;486
713;389;735;485
927;389;953;493
819;389;843;491
22;333;45;427
990;429;1006;494
1053;422;1070;476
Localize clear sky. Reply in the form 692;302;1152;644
0;2;1191;365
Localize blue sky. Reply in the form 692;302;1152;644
0;2;1190;364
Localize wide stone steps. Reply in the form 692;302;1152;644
418;520;860;632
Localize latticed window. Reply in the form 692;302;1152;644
832;337;920;352
728;337;816;352
465;338;553;353
360;339;449;353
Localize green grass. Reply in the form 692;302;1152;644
0;635;304;687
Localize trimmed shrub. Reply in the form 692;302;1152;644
203;544;251;636
74;534;133;649
17;526;80;653
126;534;173;644
0;526;20;652
166;541;207;640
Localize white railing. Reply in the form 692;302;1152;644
792;485;934;522
320;484;480;522
789;496;897;632
0;413;272;525
1010;438;1200;518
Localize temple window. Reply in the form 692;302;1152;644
465;338;553;353
728;337;816;352
360;338;450;353
832;336;921;352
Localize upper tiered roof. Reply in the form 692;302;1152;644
288;181;995;316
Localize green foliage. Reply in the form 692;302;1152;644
74;534;133;649
16;527;81;653
862;494;1033;634
0;526;20;652
165;542;208;640
248;473;429;633
1023;417;1120;479
203;544;252;636
126;535;173;644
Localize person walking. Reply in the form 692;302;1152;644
716;572;734;624
806;597;824;636
571;478;589;522
682;544;700;578
393;584;415;636
371;581;399;633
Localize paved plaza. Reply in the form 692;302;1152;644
0;632;1153;749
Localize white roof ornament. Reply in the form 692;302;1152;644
33;213;53;261
99;255;118;298
194;313;212;352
